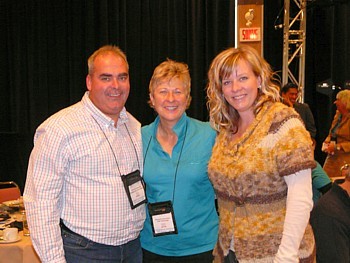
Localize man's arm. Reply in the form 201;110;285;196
24;126;67;263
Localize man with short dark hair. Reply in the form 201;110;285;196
281;83;317;141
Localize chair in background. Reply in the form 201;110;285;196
0;181;21;203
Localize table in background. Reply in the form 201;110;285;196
0;231;40;263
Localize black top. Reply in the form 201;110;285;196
310;183;350;263
294;102;317;138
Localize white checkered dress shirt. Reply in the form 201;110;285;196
24;92;145;263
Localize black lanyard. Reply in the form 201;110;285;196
144;121;188;205
92;115;140;175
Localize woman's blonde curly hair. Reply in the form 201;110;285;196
206;45;281;133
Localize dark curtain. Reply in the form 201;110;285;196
0;0;236;190
306;1;350;164
0;0;349;191
0;0;235;133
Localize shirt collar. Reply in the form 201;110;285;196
152;113;188;139
82;91;129;127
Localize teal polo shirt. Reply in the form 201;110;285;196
140;113;218;256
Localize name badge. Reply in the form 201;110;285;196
148;201;178;236
121;170;147;209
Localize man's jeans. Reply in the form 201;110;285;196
61;222;142;263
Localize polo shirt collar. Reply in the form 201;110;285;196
152;112;187;135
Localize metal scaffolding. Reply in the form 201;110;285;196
282;0;307;102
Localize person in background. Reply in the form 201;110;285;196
206;45;315;262
281;83;331;203
310;163;350;263
322;89;350;178
281;82;317;144
24;45;146;263
312;161;332;204
141;59;218;263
